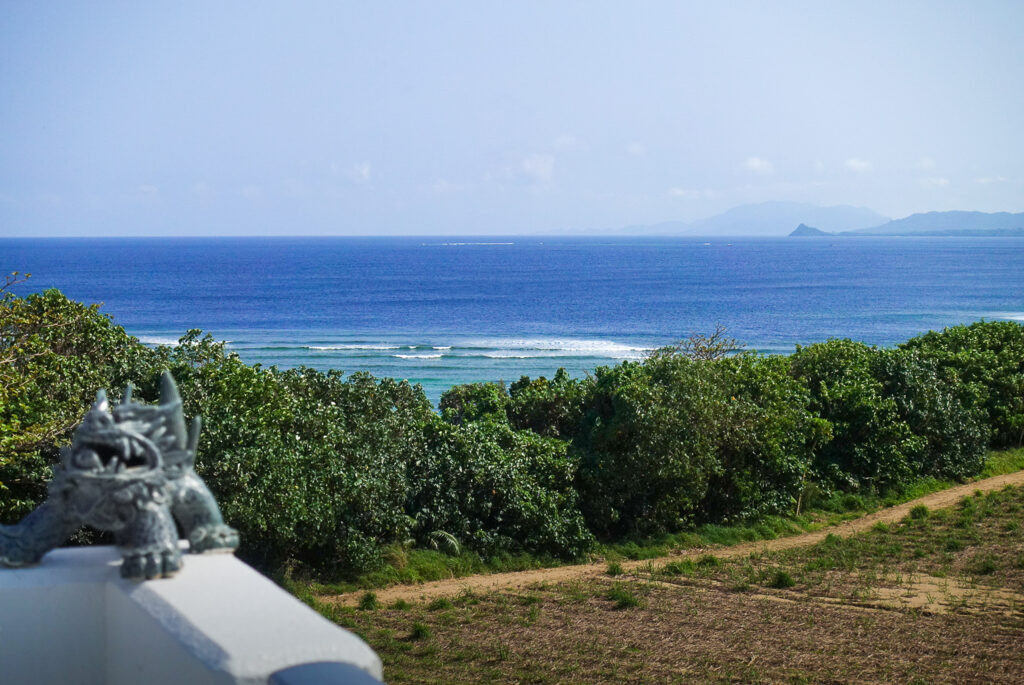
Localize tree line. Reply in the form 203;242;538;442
2;280;1022;576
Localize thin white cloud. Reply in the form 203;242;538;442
347;162;371;183
520;153;555;184
626;142;646;156
667;187;717;199
975;175;1008;184
553;134;585;151
844;158;873;173
813;161;825;174
429;179;464;194
743;157;775;176
918;157;936;171
920;177;950;188
138;185;161;206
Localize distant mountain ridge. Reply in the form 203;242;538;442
790;211;1024;237
620;201;888;237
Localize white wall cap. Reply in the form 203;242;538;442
114;550;383;680
0;545;383;684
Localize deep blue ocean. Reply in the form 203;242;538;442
3;236;1022;405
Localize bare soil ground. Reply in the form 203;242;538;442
326;470;1024;608
325;477;1024;684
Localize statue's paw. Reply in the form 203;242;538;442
0;531;40;568
0;549;37;568
189;524;239;553
120;546;182;580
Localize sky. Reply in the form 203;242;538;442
1;1;1022;236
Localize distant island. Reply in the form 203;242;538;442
790;211;1024;237
618;201;888;237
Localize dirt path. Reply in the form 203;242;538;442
325;470;1024;607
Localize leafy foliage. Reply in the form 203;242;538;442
1;280;157;522
873;348;990;480
507;368;590;440
439;382;510;425
2;282;1020;580
406;418;593;559
790;339;920;492
901;321;1024;448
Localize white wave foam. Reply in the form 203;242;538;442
991;312;1024;321
432;346;452;350
307;344;401;350
481;352;553;359
466;338;651;358
394;353;443;359
137;335;179;346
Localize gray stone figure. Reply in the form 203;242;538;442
0;372;239;580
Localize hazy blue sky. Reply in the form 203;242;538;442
2;1;1022;236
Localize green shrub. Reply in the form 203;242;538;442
661;560;695;576
4;284;1020;585
901;321;1024;448
790;339;919;492
573;359;723;536
358;592;379;611
768;570;796;588
439;381;510;426
873;348;989;480
160;337;430;574
507;368;590;439
698;354;828;522
409;622;432;640
605;582;643;609
405;418;594;559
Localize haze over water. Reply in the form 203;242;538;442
4;236;1022;405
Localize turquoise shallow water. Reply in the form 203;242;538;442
4;236;1022;405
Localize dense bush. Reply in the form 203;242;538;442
2;286;592;574
571;359;723;535
873;348;990;480
406;418;593;558
790;339;920;492
438;381;510;425
151;334;431;573
507;368;590;440
699;354;829;523
901;321;1024;448
3;281;1021;578
548;353;826;535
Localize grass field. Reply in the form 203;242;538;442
302;482;1024;683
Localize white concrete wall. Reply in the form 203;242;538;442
0;546;382;685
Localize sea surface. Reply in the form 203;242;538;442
3;236;1022;405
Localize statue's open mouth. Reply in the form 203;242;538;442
74;432;161;475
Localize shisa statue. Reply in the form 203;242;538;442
0;372;238;580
